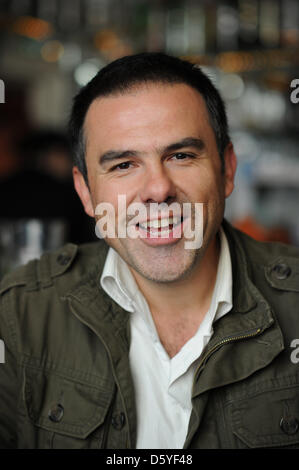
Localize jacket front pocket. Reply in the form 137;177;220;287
23;366;115;449
231;384;299;448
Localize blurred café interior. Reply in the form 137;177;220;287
0;0;299;276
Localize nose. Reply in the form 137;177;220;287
139;162;176;204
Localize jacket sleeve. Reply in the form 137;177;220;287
0;291;19;449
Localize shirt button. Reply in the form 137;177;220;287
280;416;299;435
272;263;291;280
111;412;125;430
57;253;71;266
48;403;64;423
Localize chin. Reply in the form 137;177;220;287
128;247;204;284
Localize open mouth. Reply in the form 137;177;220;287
136;215;184;236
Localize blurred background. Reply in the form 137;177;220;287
0;0;299;276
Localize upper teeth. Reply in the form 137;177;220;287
139;217;179;229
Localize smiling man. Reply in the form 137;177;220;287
1;53;299;449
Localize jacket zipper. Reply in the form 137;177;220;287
192;327;262;395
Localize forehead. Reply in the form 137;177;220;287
84;83;215;149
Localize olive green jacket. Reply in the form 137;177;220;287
1;220;299;449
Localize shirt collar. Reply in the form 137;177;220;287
212;226;233;321
100;247;137;313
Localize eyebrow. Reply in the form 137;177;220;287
98;137;205;167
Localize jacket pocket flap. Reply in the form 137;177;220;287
231;385;299;448
24;367;114;439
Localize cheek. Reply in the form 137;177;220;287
181;174;218;202
89;175;114;206
92;176;141;218
91;187;131;228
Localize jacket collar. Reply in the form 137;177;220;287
190;220;285;398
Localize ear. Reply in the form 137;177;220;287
72;166;94;218
223;143;237;199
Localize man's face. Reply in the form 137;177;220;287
73;83;236;283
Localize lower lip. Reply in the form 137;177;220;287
136;219;187;246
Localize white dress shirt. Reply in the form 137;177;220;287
100;227;233;448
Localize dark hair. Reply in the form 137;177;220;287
69;52;230;182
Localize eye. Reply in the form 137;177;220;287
172;152;194;160
111;161;132;171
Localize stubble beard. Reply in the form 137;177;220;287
122;239;204;284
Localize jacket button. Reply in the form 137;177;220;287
48;403;64;423
57;253;71;266
280;416;299;435
272;263;291;280
111;412;125;430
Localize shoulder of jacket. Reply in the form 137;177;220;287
0;240;108;296
225;221;299;293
